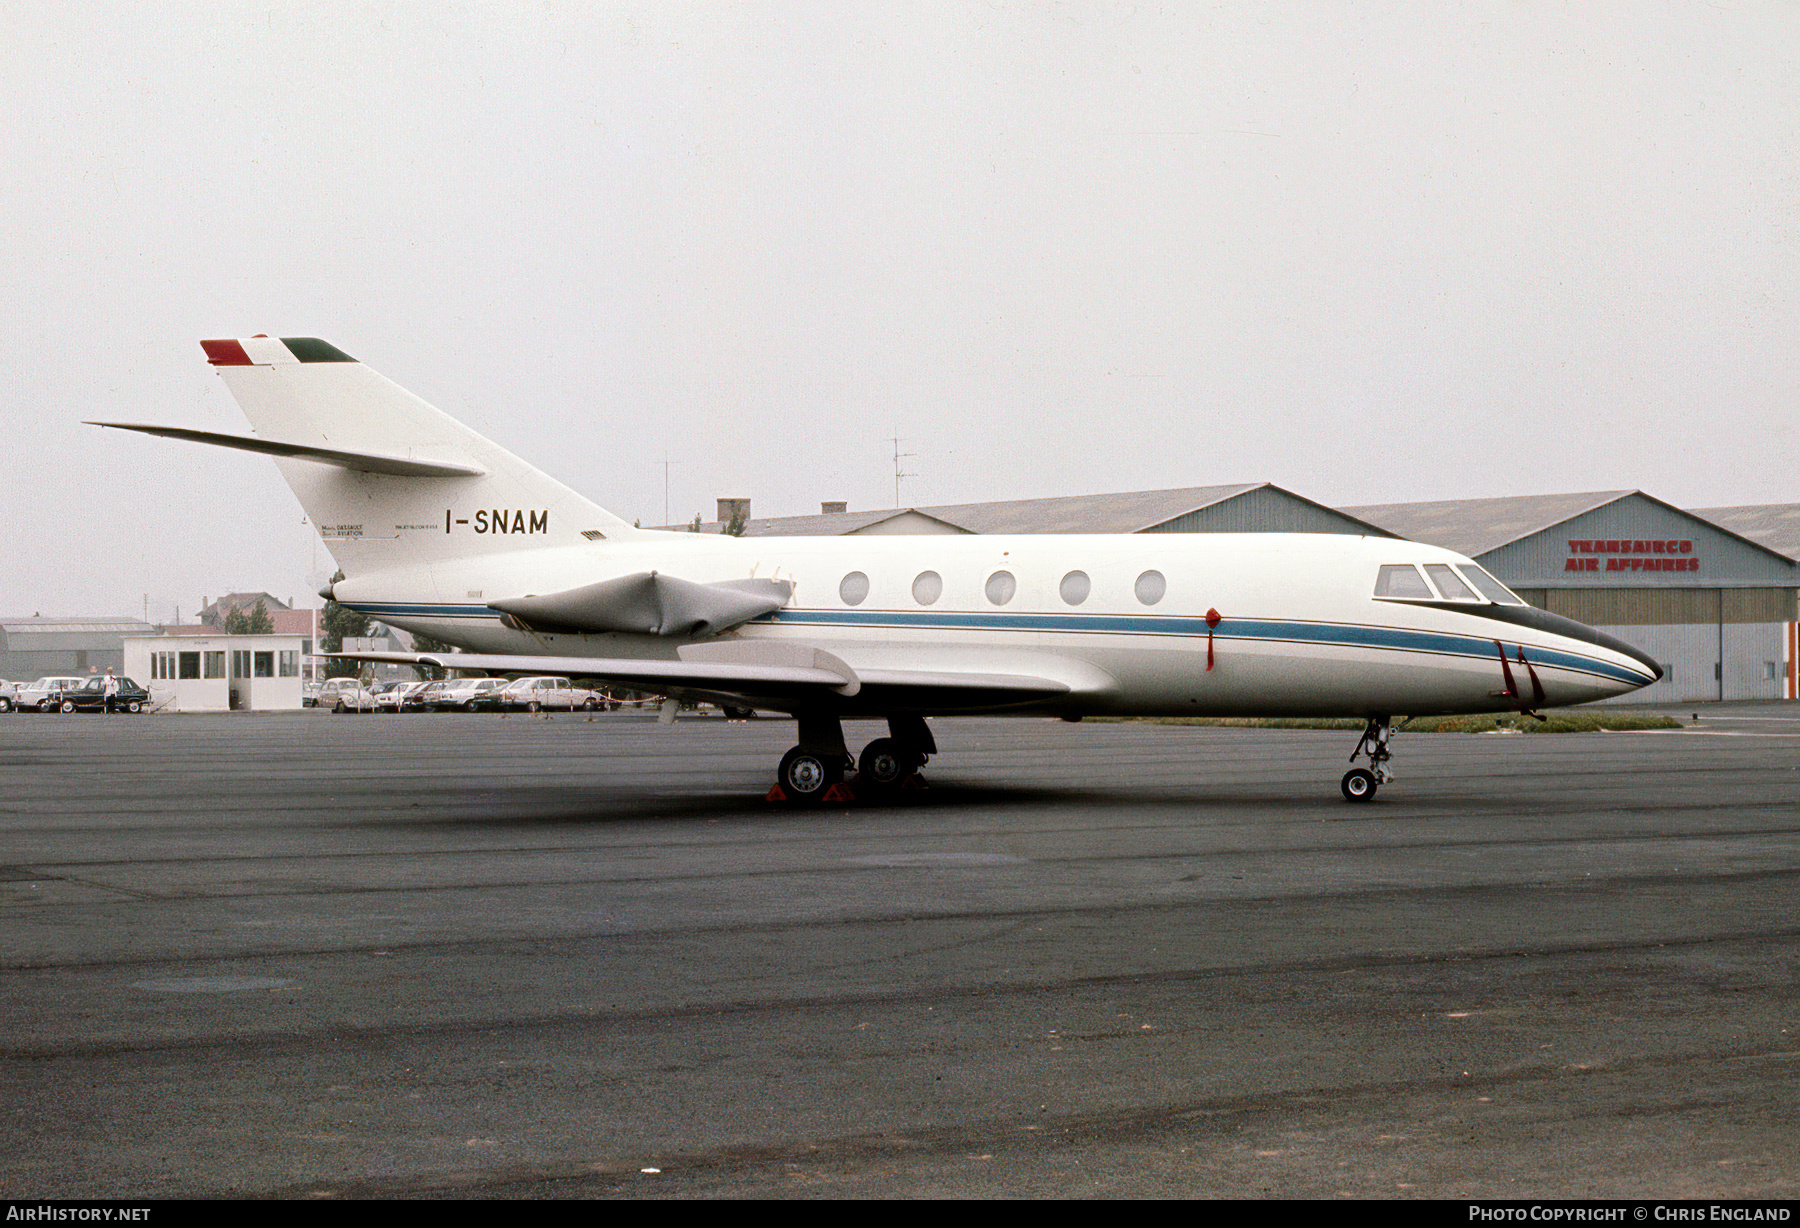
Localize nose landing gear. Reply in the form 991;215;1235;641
1342;716;1396;803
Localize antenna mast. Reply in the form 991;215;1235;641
890;436;916;507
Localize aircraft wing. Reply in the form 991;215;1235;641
327;646;1078;713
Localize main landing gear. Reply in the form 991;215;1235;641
771;714;935;805
1342;715;1396;803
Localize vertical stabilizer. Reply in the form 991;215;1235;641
199;337;641;575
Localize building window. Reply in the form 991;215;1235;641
179;652;201;680
279;651;298;677
254;652;274;678
204;652;225;679
232;651;249;678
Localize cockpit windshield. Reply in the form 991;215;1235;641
1424;564;1479;601
1453;564;1526;605
1373;564;1434;599
1373;562;1527;606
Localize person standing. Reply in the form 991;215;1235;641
102;668;119;714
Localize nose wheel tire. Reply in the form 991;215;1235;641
1341;768;1378;803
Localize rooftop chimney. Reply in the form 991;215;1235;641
820;501;847;515
716;498;750;526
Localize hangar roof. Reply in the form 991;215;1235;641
1341;492;1639;556
1691;504;1800;561
682;483;1397;538
1345;491;1796;588
0;617;157;635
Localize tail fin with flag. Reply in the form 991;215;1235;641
91;337;642;577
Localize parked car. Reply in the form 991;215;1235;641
46;675;152;713
301;680;323;707
375;680;434;713
318;677;375;713
16;676;90;712
0;679;16;713
363;680;411;713
487;676;604;712
408;680;452;710
426;677;507;711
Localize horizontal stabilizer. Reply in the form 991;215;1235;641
491;573;792;637
87;422;487;478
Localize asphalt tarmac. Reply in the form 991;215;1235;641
2;705;1797;1199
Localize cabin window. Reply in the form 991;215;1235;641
1134;570;1166;606
1424;564;1480;601
839;571;870;606
1059;570;1091;606
911;571;943;606
985;570;1016;606
1373;565;1432;599
1455;564;1527;605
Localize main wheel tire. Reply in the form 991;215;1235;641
0;698;12;713
39;700;55;713
856;738;914;793
58;699;76;714
127;700;143;714
1341;768;1378;803
778;746;840;803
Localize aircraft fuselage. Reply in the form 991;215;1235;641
333;529;1659;720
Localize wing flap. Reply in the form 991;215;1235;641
325;649;1073;711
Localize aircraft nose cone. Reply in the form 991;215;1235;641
1592;628;1662;683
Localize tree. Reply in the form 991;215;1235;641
223;600;273;635
408;631;458;681
723;507;749;537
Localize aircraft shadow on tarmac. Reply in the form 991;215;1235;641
345;776;1370;829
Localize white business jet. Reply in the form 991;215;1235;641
93;337;1661;803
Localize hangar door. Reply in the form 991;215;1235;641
1515;588;1793;704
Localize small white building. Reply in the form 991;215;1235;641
123;634;308;711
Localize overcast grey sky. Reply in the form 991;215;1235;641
6;1;1797;620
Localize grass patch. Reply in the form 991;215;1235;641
1097;712;1683;734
